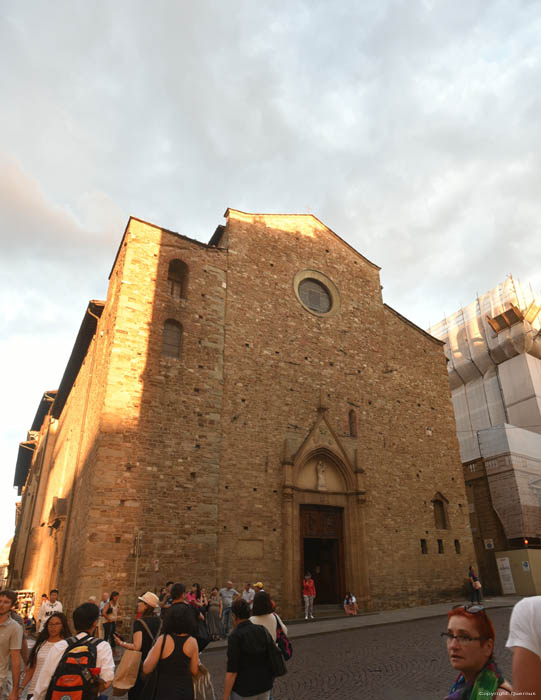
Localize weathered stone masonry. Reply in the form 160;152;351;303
11;210;475;618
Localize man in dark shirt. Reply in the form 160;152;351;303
224;598;273;700
167;583;199;638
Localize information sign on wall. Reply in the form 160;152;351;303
496;557;516;594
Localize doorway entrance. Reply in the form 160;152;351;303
300;505;344;604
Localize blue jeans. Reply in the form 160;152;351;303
222;607;233;635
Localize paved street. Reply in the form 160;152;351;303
199;607;513;700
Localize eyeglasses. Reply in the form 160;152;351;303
441;632;487;644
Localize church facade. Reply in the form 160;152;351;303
11;210;475;617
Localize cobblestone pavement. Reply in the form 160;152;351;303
198;607;513;700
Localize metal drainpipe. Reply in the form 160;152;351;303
58;308;100;579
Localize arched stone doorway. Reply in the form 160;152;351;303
281;411;369;617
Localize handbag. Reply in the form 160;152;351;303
473;580;482;590
264;627;287;678
112;648;141;692
274;614;293;661
193;662;216;700
196;618;211;652
112;618;161;694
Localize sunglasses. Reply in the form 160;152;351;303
452;604;486;614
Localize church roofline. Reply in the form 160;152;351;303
223;208;381;271
384;303;444;346
109;216;215;280
51;300;105;420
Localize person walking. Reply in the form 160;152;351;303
302;572;316;620
142;603;199;700
102;591;120;648
0;589;23;700
219;581;239;637
37;590;63;633
442;604;511;698
20;613;71;699
223;598;274;700
207;588;222;642
469;565;482;604
33;602;115;700
505;595;541;698
115;591;161;700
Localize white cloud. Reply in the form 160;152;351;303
2;0;541;543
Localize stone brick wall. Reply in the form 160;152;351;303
12;210;476;618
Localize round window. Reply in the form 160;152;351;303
293;270;341;317
298;279;332;313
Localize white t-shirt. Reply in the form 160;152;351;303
249;613;287;642
506;596;541;657
38;601;63;631
27;640;55;693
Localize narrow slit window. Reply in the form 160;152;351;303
438;539;444;554
168;259;188;299
162;320;182;358
420;539;428;554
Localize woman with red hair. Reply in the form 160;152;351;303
443;604;512;699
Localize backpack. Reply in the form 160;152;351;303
45;634;103;700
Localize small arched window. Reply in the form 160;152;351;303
168;259;188;299
433;499;448;530
349;409;358;437
162;320;182;358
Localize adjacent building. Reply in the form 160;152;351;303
10;210;475;617
429;278;541;595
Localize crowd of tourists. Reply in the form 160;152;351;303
1;575;541;699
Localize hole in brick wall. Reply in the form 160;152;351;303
195;444;201;449
190;472;197;479
458;503;462;508
417;403;421;407
272;490;277;493
241;398;246;403
325;249;329;253
245;343;250;347
225;485;229;489
224;526;227;530
198;365;204;369
304;356;309;360
126;465;132;472
425;530;429;534
270;262;274;266
253;488;257;492
421;539;428;554
187;506;192;511
273;528;276;532
120;500;125;507
243;526;248;530
194;388;200;393
368;400;372;405
275;351;280;355
115;536;121;543
329;362;334;366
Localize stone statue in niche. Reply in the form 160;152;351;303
316;460;327;491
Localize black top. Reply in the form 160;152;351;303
226;620;274;697
155;634;194;700
133;615;161;661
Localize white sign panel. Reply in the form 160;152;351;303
496;557;516;594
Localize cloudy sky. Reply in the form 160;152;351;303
1;0;541;548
